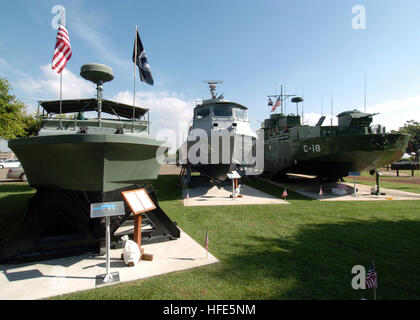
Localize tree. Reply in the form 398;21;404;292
393;120;420;161
0;76;38;139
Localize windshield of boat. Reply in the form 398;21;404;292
235;108;247;120
196;108;211;119
213;106;232;117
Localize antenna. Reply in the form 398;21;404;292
301;88;304;124
203;80;223;99
268;84;296;115
330;92;334;127
291;97;304;121
80;63;114;127
364;70;367;113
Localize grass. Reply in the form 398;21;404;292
1;176;419;300
0;183;35;247
345;169;420;194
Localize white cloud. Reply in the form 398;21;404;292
15;64;95;100
301;112;338;126
367;96;420;131
112;90;194;152
302;94;420;131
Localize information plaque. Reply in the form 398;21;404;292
121;188;156;215
90;201;125;218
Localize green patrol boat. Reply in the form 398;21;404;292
262;95;410;181
9;64;167;192
0;63;179;264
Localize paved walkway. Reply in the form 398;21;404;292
261;178;420;201
183;184;289;206
0;229;218;300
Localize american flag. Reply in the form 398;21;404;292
271;98;281;112
282;189;288;198
365;262;377;289
204;230;209;251
52;12;72;74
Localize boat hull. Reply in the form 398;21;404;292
9;134;167;192
264;133;410;178
184;133;255;181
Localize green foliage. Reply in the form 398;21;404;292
0;76;38;139
392;120;420;160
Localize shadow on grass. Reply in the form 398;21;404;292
209;219;420;299
0;184;34;193
244;177;315;201
0;193;34;246
152;175;182;202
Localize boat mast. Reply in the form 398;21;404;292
330;92;334;127
268;85;296;115
364;70;367;113
203;80;223;99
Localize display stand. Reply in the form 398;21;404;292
121;188;157;260
90;201;125;286
348;172;361;198
227;170;242;200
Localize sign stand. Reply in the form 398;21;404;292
227;170;241;200
348;172;361;198
121;188;157;260
90;201;125;286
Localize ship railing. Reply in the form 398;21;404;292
38;116;149;133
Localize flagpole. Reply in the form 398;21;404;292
59;72;63;129
206;229;208;260
373;259;377;300
132;25;138;132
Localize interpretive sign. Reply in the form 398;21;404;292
227;170;241;179
90;201;125;286
121;188;156;215
90;201;125;218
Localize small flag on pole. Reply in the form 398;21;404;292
282;188;288;199
271;98;281;112
268;98;274;106
52;11;72;74
204;230;209;259
365;261;377;289
132;28;154;86
319;186;323;196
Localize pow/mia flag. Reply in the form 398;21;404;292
132;29;154;86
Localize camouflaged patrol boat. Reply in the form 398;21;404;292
262;98;410;181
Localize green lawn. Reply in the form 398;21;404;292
345;169;420;194
0;183;35;247
1;176;419;300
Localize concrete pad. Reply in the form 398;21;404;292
183;184;289;206
0;229;218;300
260;178;420;201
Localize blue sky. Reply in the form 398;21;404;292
1;0;420;151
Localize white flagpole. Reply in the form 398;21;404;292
132;25;138;132
206;229;208;260
373;260;377;300
59;72;63;129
